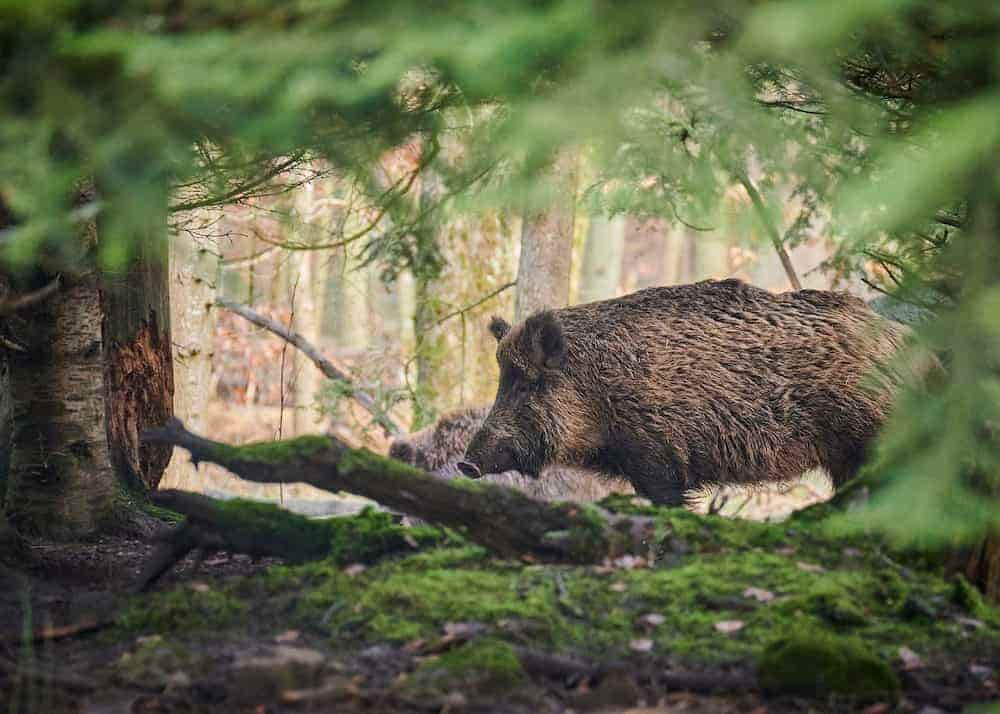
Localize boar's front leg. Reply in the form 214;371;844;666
608;449;690;506
632;476;689;507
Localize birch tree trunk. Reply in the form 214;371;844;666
577;214;625;304
6;270;116;538
515;151;579;321
161;231;218;490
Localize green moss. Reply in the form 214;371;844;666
213;435;334;465
117;586;247;634
402;638;526;697
952;574;990;620
325;507;457;565
789;584;870;627
757;631;900;702
116;635;203;687
101;496;999;688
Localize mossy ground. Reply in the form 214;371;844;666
47;496;1000;710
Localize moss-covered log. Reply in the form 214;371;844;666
142;419;657;564
135;491;451;589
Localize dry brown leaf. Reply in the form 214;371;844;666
742;587;775;603
898;646;923;670
796;561;825;573
714;620;745;634
629;638;654;652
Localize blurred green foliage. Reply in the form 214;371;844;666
2;0;999;543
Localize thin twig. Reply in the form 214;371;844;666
216;298;404;437
432;281;517;329
736;174;802;291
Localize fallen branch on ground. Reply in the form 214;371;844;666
216;298;403;437
141;419;657;566
133;490;448;591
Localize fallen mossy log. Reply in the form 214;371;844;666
135;491;451;590
142;419;657;565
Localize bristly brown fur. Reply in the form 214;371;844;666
463;279;914;505
389;406;633;502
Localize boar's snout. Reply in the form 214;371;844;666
462;435;523;479
456;461;482;479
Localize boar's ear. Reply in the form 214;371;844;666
489;315;511;342
524;311;565;371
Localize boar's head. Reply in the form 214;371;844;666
459;310;572;480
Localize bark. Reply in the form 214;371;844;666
577;214;625;304
142;419;656;564
0;341;9;508
6;272;116;538
515;151;579;321
161;231;218;491
101;232;174;491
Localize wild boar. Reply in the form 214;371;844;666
459;279;911;505
389;406;633;501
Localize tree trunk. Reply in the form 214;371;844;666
6;271;116;538
101;231;174;492
515;151;579;322
161;231;218;491
577;214;625;304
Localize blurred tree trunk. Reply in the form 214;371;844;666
161;230;218;491
330;249;369;351
515;151;579;321
660;224;686;286
5;192;172;539
290;249;327;435
578;214;625;304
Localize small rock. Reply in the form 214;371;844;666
775;546;797;556
610;581;627;593
969;663;993;678
163;670;191;696
189;582;211;593
230;646;325;704
343;563;367;577
275;629;300;643
443;691;467;711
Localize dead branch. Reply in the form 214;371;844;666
432;280;516;329
737;175;803;291
141;419;657;565
216;298;403;437
0;276;61;317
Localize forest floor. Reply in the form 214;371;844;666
1;486;998;714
